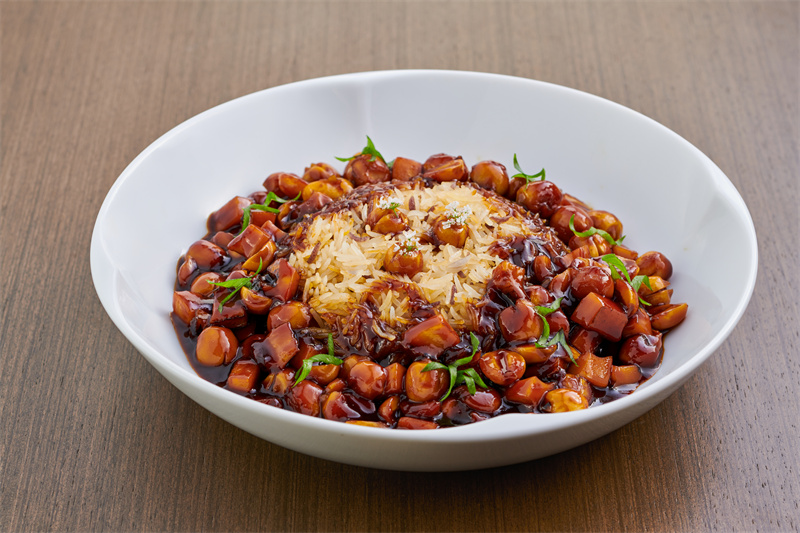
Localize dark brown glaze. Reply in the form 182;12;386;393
171;154;683;427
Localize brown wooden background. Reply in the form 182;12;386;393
1;1;798;531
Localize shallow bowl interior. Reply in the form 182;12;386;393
91;70;757;471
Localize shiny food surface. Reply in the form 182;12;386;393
171;151;685;428
3;1;797;531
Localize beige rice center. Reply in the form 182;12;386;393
288;181;548;335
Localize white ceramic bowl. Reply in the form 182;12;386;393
91;70;757;471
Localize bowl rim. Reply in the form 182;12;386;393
91;69;759;444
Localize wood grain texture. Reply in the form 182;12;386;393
1;1;797;531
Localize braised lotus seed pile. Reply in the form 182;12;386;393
171;138;688;429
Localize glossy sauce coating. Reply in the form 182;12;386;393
171;149;687;429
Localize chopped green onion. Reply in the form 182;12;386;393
470;331;480;358
456;368;489;395
293;354;343;385
532;298;563;350
536;326;577;365
212;279;250;309
294;334;343;385
208;258;263;310
528;297;576;364
568;215;622;246
534;297;563;317
457;372;476;396
422;331;486;400
450;354;475;369
552;330;577;366
534;316;552;349
421;361;458;401
601;253;653;307
240;192;300;233
335;136;386;163
421;361;449;372
601;253;629;282
511;154;545;183
631;274;653;293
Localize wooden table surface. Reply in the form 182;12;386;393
2;1;798;531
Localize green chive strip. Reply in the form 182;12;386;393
335;136;386;163
294;334;343;385
601;253;653;307
568;215;622;246
421;331;485;401
240;192;300;233
511;154;546;183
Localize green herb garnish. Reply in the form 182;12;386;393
335;136;386;163
455;367;488;397
422;332;488;399
377;196;402;214
511;154;546;183
395;230;420;254
529;298;577;364
208;258;264;310
568;214;625;246
532;298;561;346
294;333;343;385
630;274;652;294
534;297;563;319
470;331;480;356
550;330;576;365
240;192;301;233
600;253;653;307
420;361;456;399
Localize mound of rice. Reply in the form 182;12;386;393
287;181;557;335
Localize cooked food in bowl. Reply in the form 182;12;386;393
171;137;688;429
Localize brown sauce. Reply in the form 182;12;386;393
172;157;681;428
